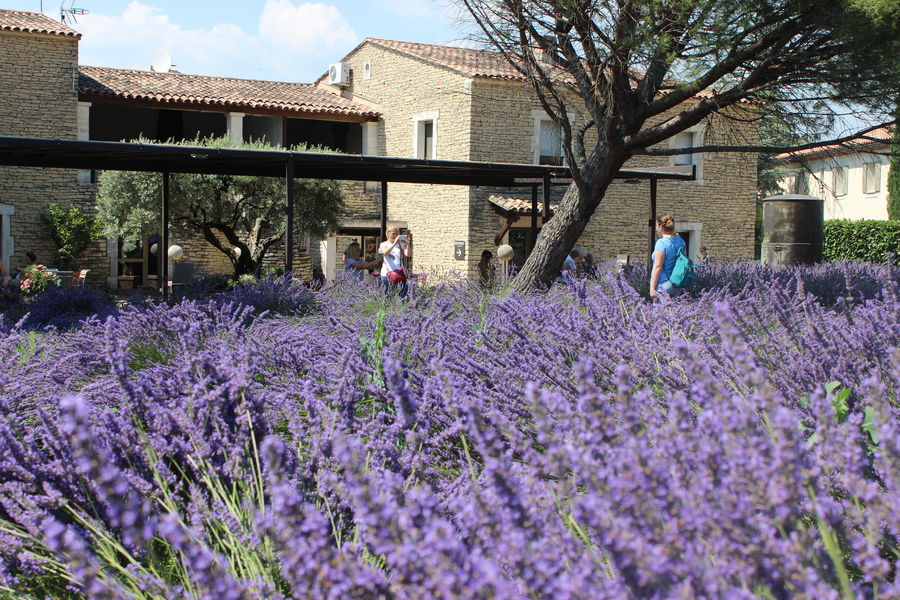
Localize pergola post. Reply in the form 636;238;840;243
380;181;388;241
285;156;295;275
648;176;658;260
160;171;169;296
542;174;551;221
530;184;538;255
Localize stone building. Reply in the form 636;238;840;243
322;39;758;275
1;9;757;286
0;9;381;287
0;10;99;282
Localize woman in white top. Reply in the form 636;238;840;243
379;227;412;297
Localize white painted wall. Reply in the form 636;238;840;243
778;150;890;220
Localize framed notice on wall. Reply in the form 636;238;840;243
363;236;378;260
454;241;465;260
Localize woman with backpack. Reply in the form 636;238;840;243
649;213;688;300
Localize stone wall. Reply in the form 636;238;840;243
0;30;107;283
338;44;474;278
469;78;758;266
338;44;756;280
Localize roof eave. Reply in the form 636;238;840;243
79;91;380;122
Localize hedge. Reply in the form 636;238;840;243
823;219;900;264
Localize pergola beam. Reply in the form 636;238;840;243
0;136;696;278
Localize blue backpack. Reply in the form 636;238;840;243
666;238;695;288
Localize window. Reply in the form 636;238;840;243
672;132;697;166
670;128;704;180
833;166;848;196
793;172;810;195
536;119;564;165
422;121;434;159
863;163;880;194
531;111;565;165
413;112;438;159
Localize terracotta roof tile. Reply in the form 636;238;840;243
367;38;565;82
366;38;753;103
776;126;894;161
79;66;380;120
489;194;558;215
0;9;80;38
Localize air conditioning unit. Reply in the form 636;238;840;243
327;62;350;86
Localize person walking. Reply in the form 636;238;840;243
379;227;412;297
649;213;687;300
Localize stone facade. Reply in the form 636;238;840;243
336;41;757;278
0;28;106;284
336;44;474;278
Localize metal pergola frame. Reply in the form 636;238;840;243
0;136;694;290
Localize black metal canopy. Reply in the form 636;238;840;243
0;136;694;186
0;135;694;290
0;136;576;187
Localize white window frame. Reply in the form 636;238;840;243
833;165;848;196
863;162;881;194
412;111;438;159
531;110;566;166
670;126;705;182
674;221;703;260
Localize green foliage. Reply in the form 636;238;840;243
97;136;345;276
830;0;900;114
823;220;900;264
40;203;102;269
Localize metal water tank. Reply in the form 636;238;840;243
761;194;824;266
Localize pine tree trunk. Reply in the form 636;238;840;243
509;148;625;292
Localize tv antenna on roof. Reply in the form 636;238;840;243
151;51;174;73
59;1;88;25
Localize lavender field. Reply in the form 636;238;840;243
1;262;898;599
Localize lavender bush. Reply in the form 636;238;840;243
0;263;897;599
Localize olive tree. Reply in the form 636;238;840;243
98;136;344;277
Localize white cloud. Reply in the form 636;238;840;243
71;1;353;81
259;0;357;52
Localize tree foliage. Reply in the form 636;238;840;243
40;203;102;270
459;0;900;289
98;136;345;277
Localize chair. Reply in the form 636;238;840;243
72;269;88;288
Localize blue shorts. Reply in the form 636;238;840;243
656;280;685;297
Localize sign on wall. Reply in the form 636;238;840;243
454;241;465;260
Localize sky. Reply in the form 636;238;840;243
6;0;471;81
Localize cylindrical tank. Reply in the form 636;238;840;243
761;194;824;266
